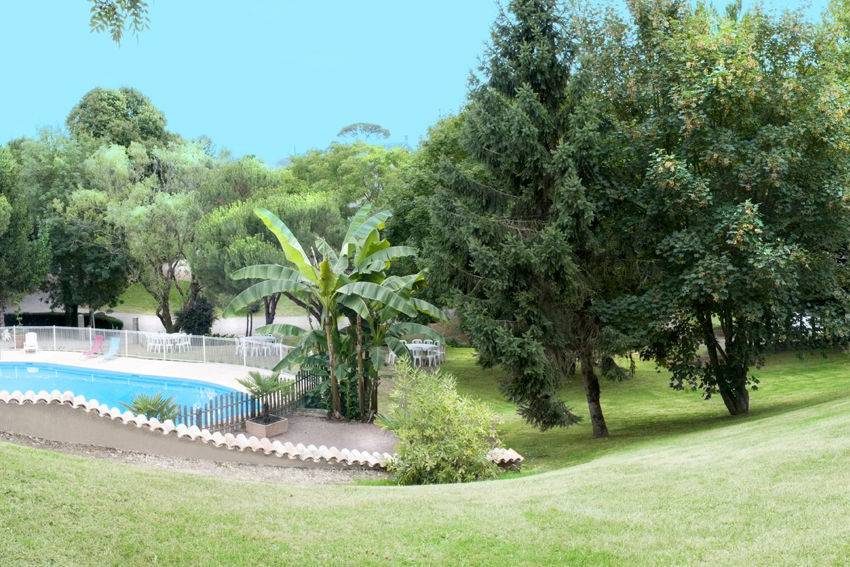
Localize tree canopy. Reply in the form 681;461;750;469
594;0;850;415
66;87;169;148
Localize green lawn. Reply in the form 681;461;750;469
115;282;304;317
113;282;191;314
445;347;850;473
2;349;850;564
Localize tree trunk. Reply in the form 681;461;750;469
186;277;201;305
0;304;6;328
263;294;280;325
718;365;750;416
324;315;342;419
370;371;379;419
157;300;175;333
579;349;609;438
66;304;79;327
245;311;253;336
355;315;366;421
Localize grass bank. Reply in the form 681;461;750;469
2;348;849;564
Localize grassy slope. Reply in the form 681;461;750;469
446;347;850;472
2;350;850;564
115;282;303;317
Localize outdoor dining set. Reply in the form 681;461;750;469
142;332;193;354
235;335;292;358
387;339;446;367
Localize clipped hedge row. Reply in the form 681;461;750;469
3;312;124;330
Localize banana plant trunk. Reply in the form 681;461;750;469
324;314;342;419
355;315;366;421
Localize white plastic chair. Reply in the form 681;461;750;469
24;332;38;353
426;348;438;367
411;339;423;344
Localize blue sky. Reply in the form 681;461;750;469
0;1;831;164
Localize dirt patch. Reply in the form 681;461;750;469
0;430;389;485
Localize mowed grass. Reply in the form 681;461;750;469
114;282;191;315
2;349;850;564
115;282;304;316
445;347;850;472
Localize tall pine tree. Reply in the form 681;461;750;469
426;0;636;436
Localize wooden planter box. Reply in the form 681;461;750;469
245;416;288;438
14;336;24;350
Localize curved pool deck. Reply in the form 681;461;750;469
0;350;265;393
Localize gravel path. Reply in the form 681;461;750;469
0;430;389;485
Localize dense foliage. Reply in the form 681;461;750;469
379;361;500;485
174;295;215;336
586;1;850;415
422;0;639;436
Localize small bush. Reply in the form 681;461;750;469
175;296;215;335
378;360;500;485
121;393;179;422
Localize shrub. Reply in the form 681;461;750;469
378;360;500;485
175;296;215;335
121;393;179;422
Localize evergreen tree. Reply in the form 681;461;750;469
425;0;636;436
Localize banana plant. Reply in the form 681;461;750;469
334;233;445;421
226;205;429;419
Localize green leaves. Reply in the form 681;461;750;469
357;246;418;273
254;208;317;283
336;281;418;317
225;277;306;315
230;264;303;282
255;323;308;339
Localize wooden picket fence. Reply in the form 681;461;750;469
176;369;321;430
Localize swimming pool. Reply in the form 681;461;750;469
0;362;236;410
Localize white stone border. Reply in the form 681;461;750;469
0;389;524;470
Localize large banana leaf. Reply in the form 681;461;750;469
353;228;387;265
383;272;425;292
314;237;338;262
341;205;373;250
255;323;308;338
225;278;306;315
357;246;418;273
254;208;318;283
412;298;446;320
338;294;369;318
389;321;443;341
336;281;417;317
348;210;392;245
230;264;303;282
385;336;413;361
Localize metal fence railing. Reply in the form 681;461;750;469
177;368;321;429
0;325;294;370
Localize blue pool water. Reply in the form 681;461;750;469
0;362;236;410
